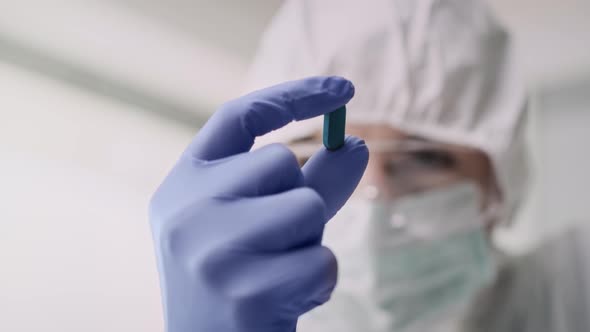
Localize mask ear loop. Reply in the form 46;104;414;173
479;168;505;230
480;201;503;230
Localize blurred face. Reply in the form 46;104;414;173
291;124;497;224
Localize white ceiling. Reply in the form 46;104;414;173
0;0;269;122
0;0;587;121
113;0;590;89
113;0;282;60
488;0;590;87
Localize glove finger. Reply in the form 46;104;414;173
222;143;303;197
302;136;369;219
213;245;338;328
186;76;354;161
230;187;327;251
153;187;325;260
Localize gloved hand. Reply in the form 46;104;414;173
149;76;369;332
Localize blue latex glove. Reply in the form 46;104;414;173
149;76;369;332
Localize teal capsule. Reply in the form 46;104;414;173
323;105;346;151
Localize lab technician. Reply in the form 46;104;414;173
245;0;590;332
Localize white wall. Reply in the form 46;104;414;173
494;79;590;254
0;62;194;331
533;81;590;235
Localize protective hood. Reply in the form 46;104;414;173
246;0;530;223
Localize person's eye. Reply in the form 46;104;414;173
410;149;456;169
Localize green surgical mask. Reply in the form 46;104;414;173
298;182;496;332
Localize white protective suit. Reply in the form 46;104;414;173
246;0;590;331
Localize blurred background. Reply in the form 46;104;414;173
0;1;588;331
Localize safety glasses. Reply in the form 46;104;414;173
289;138;474;197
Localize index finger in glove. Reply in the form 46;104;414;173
186;76;354;161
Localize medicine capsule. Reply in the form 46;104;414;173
323;105;346;150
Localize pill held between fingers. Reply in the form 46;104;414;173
323;105;347;151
